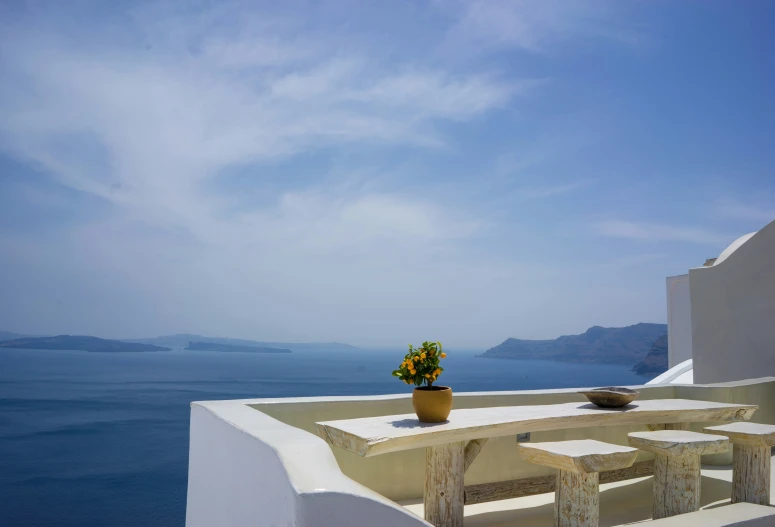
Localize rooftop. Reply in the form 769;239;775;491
185;377;775;527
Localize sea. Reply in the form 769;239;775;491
0;347;652;527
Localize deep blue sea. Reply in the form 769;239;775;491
0;347;651;526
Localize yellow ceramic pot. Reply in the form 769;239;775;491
412;386;452;423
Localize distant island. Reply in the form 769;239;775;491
124;334;357;352
0;335;171;353
0;330;358;353
0;331;34;341
631;334;668;375
479;323;668;373
185;341;291;353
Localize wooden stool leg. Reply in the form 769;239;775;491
648;422;691;432
555;470;599;527
665;423;691;431
425;442;465;527
653;453;701;519
732;444;771;505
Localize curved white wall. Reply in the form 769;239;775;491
647;359;693;385
185;401;429;527
690;219;775;384
715;232;757;266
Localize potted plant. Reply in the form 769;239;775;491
392;341;451;423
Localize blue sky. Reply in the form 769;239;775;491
0;0;773;348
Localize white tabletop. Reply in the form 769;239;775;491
315;399;757;457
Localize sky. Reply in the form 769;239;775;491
0;0;773;349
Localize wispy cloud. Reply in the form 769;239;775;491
4;0;751;347
594;220;731;246
0;3;523;248
440;0;644;55
0;0;527;344
716;200;775;224
233;185;486;254
511;180;594;200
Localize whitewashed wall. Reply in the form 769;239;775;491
666;274;693;367
690;219;775;384
185;401;429;527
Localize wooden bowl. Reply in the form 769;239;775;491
578;386;639;408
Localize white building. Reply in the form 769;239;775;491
659;218;775;385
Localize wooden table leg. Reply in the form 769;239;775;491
463;438;488;473
425;441;465;527
653;452;701;519
732;444;771;505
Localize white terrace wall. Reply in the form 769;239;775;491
186;378;775;527
255;379;775;502
185;401;429;527
690;219;775;384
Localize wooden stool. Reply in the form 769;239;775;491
519;439;638;527
705;422;775;505
628;430;729;519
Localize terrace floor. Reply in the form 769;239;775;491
400;452;775;527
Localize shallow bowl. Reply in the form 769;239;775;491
578;386;639;408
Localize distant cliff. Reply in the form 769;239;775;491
0;335;171;352
0;331;31;342
185;341;291;353
632;335;669;375
479;323;668;366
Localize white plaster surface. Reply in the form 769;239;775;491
666;274;693;367
185;401;429;527
715;232;757;266
640;503;775;526
647;359;693;385
672;369;694;384
690;219;775;383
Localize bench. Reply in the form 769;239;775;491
705;422;775;505
519;439;639;527
628;430;729;519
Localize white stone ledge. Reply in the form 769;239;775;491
186;400;430;527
